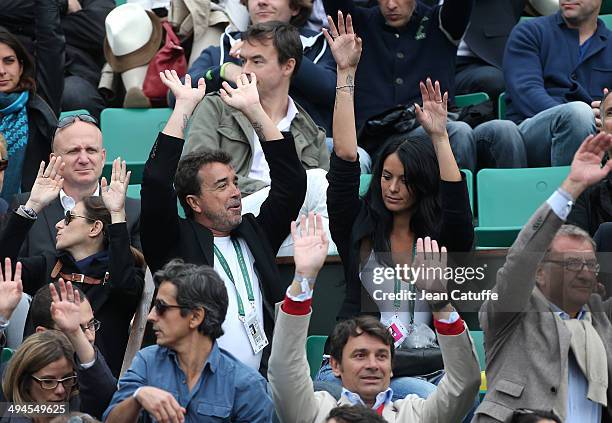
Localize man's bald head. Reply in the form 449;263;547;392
51;120;106;189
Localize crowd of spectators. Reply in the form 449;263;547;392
0;0;611;422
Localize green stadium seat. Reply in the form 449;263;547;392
100;108;172;184
455;92;490;108
1;347;14;363
306;335;327;380
359;170;473;211
470;330;486;371
59;109;90;120
127;184;141;200
115;0;127;5
599;14;612;28
498;92;506;120
475;166;570;248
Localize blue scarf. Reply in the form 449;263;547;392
0;91;29;201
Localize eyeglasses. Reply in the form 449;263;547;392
31;374;78;390
55;114;98;134
80;318;101;333
152;299;186;316
0;159;7;171
544;258;600;275
64;211;97;226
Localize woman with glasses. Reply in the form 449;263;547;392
0;0;65;202
0;157;145;377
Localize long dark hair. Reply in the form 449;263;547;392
363;134;440;257
0;30;36;93
81;196;145;267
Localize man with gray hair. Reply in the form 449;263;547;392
103;259;274;423
475;132;612;422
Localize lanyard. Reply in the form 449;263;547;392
393;242;417;322
213;238;255;319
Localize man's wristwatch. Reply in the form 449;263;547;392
17;205;38;219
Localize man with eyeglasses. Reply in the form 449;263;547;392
0;259;116;419
103;259;274;423
474;132;612;422
11;113;142;257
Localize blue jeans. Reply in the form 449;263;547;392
407;120;477;173
314;359;436;401
474;119;527;169
455;57;505;102
325;137;372;173
518;101;596;167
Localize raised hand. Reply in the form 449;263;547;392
562;132;612;198
412;237;448;297
415;78;448;140
101;157;130;218
323;11;362;71
49;278;82;335
229;40;244;58
159;70;206;108
26;156;64;213
0;258;23;320
220;73;261;114
291;213;329;279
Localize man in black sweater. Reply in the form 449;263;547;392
141;70;306;375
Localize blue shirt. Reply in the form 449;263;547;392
551;304;602;423
103;343;274;422
341;387;393;410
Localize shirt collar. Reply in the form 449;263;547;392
549;301;587;320
276;97;299;133
60;184;100;212
165;341;222;375
341;387;393;410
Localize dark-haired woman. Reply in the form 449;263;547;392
318;14;474;400
0;157;145;377
0;0;64;201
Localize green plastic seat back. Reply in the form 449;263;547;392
599;14;612;28
498;92;506;120
1;347;14;363
455;92;490;108
477;166;570;227
306;335;328;380
100;108;172;184
127;184;141;200
470;330;486;371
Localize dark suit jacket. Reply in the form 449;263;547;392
141;132;307;376
464;0;527;68
12;192;141;257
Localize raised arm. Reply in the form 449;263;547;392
415;79;461;182
323;12;361;162
481;133;612;336
269;213;329;423
141;70;206;273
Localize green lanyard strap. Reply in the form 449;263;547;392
213;238;255;318
393;242;417;322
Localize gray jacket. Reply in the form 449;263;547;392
185;93;329;196
475;202;612;422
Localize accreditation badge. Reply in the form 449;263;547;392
243;312;269;354
382;315;409;349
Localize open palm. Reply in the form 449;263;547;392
415;78;448;139
160;69;206;106
412;237;448;295
28;157;64;210
220;73;261;113
50;279;82;334
568;133;612;187
291;213;329;278
323;12;362;70
0;258;23;319
101;158;130;213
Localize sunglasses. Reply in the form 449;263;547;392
0;159;7;171
64;211;97;226
55;114;98;134
152;299;186;316
31;374;78;390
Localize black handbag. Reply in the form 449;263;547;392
392;346;444;378
357;104;420;157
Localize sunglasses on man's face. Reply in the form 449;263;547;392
152;299;186;316
55;114;98;134
64;210;97;226
0;159;7;171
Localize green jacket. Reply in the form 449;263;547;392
185;93;329;196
